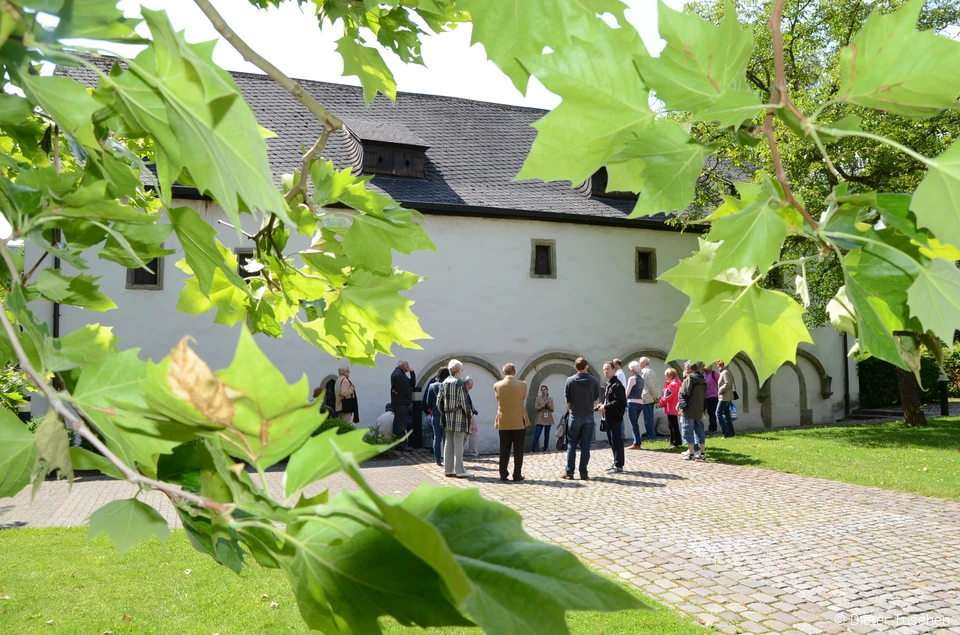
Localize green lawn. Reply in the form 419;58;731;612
0;528;706;635
647;416;960;500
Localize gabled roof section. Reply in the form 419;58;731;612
56;56;685;227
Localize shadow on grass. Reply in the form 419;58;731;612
703;447;763;466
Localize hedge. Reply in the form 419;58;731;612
857;347;958;408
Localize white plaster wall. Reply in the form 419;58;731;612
28;201;858;442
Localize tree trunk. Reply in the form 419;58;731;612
897;368;927;426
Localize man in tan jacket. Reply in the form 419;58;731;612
494;363;530;482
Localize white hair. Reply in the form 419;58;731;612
397;359;408;368
464;375;473;386
338;366;350;375
447;359;463;374
628;360;641;374
639;356;650;366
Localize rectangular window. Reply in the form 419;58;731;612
530;239;556;279
125;257;163;290
636;248;656;283
235;248;257;279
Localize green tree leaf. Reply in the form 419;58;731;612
662;245;812;380
325;269;430;364
70;447;124;480
0;94;35;125
169;206;248;296
20;75;101;150
335;36;396;103
44;324;121;372
108;10;286;224
705;200;788;276
32;270;117;312
906;258;960;344
460;0;626;93
0;408;35;498
911;139;960;249
175;250;249;326
88;498;170;556
612;120;712;217
516;27;653;185
341;208;436;274
837;0;960;117
638;0;759;125
284;427;394;499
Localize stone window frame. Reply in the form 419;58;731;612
125;254;164;290
635;247;657;284
530;239;557;279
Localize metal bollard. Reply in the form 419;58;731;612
940;371;949;417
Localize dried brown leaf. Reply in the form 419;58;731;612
168;337;237;426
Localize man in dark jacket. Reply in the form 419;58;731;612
390;360;415;446
678;361;707;461
600;361;627;474
561;357;601;480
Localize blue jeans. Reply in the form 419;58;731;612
642;403;656;441
681;416;704;450
627;403;643;446
531;424;551;451
717;401;736;437
431;414;446;464
566;416;594;477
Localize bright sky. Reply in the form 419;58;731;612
108;0;685;110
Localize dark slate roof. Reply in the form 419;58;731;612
57;55;684;228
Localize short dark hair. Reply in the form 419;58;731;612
603;361;614;370
437;367;450;382
613;358;622;368
575;357;588;371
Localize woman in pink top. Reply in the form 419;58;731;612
659;368;683;447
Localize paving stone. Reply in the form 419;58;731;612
4;446;959;635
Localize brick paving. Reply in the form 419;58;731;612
2;447;959;635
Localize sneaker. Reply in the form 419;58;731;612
697;453;706;461
605;467;624;474
455;472;474;478
681;452;695;460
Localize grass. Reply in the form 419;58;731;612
646;416;960;500
0;528;707;635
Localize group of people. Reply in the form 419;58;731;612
321;354;738;483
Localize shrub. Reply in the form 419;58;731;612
312;416;356;436
944;345;960;399
857;354;943;408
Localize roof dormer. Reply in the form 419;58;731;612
347;118;428;178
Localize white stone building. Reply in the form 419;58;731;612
46;61;858;453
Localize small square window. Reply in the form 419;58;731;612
530;239;556;279
636;248;656;283
126;257;163;290
235;248;257;279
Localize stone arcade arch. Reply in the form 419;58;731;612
416;354;502;389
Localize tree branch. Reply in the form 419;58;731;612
284;129;331;210
191;0;343;132
0;242;231;514
22;252;47;284
769;0;805;121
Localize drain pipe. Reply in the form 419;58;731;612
842;333;851;417
52;229;61;338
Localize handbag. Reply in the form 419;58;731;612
729;402;739;421
733;390;739;400
599;420;607;432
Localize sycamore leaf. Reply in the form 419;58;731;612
341;209;436;274
827;285;858;341
284;427;395;499
612;120;711;217
336;36;396;103
169;206;248;296
20;75;101;150
175;251;248;326
212;329;322;469
516;27;653;185
70;447;124;480
705;200;787;276
907;258;960;344
167;336;236;426
911;139;960;249
44;324;120;372
0;94;34;126
662;247;811;380
108;10;286;224
837;0;960;117
325;269;430;363
88;498;170;557
638;1;759;125
98;223;175;269
31;412;72;497
32;270;116;312
0;408;35;498
460;0;626;93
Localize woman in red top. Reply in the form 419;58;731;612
659;367;683;447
